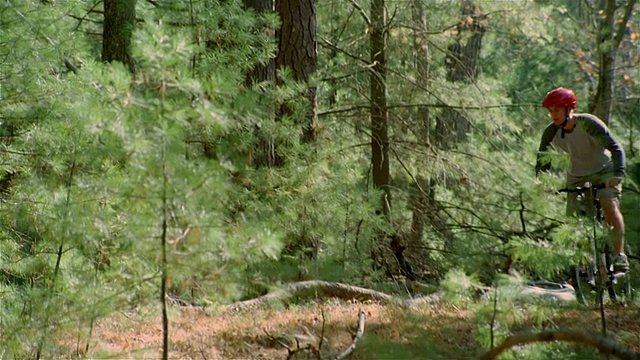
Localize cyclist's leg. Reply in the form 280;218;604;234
593;170;627;272
600;198;624;251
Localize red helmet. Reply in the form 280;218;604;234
542;87;576;109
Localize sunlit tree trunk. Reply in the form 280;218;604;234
588;0;636;125
102;0;136;74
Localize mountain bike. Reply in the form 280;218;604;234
558;182;632;307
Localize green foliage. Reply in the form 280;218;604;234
493;342;601;360
1;0;640;357
0;0;291;356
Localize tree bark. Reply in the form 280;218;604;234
369;0;390;217
275;0;319;258
276;0;318;143
102;0;136;74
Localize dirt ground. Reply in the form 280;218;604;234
83;299;640;360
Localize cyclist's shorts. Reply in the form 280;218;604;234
565;168;621;217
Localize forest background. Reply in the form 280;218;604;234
1;0;640;359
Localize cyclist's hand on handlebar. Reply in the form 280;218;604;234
605;177;622;188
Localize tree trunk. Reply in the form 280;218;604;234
370;0;390;217
436;0;486;147
407;0;430;264
590;0;616;124
241;0;279;167
588;0;636;125
275;0;319;258
102;0;136;74
276;0;318;143
243;0;276;86
411;0;431;141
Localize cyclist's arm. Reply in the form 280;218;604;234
581;115;625;177
535;123;559;176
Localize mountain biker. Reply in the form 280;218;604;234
535;87;628;272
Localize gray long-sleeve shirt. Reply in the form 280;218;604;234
535;113;625;178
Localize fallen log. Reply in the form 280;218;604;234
220;279;578;314
222;280;440;313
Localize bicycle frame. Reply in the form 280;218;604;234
557;182;628;307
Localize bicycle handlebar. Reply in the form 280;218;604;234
557;183;606;195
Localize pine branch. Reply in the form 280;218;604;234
36;158;76;359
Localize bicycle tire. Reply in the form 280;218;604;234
619;274;632;307
576;249;619;307
574;266;588;304
603;251;618;304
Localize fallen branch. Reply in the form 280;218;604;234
222;280;440;313
220;280;575;313
480;330;640;360
330;307;367;360
264;326;323;359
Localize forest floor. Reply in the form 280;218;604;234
82;296;640;360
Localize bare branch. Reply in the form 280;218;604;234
394;22;458;35
331;308;366;360
613;0;636;49
349;0;370;26
318;102;537;118
72;0;103;31
518;192;527;236
319;38;368;65
480;331;640;360
318;309;327;360
64;58;80;74
67;13;102;25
